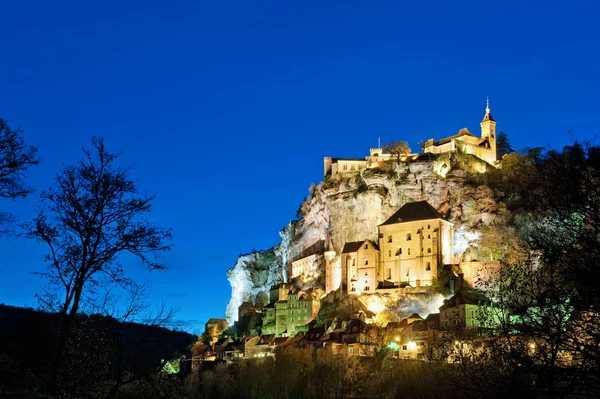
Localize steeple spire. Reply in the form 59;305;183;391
482;96;495;122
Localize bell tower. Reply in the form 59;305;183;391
480;97;497;163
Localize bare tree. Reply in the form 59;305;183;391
0;118;39;234
26;136;172;396
383;140;411;161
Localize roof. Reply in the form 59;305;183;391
439;291;487;310
273;337;289;346
482;111;495;122
380;201;445;226
341;240;379;254
435;128;475;146
330;157;367;162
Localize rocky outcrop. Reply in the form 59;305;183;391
225;153;505;323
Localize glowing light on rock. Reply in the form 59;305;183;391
427;294;446;315
453;226;482;255
367;298;386;314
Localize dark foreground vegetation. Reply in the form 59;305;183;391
0;305;195;399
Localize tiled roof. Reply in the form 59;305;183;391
341;240;379;254
380;201;445;226
435;128;475;146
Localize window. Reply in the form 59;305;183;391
365;259;369;265
426;262;431;271
352;259;356;266
364;286;370;291
407;248;411;255
427;224;430;229
388;235;392;243
389;250;391;257
343;164;347;171
406;233;412;241
386;268;392;279
427;248;431;253
346;256;351;267
291;310;294;315
402;345;408;350
365;244;369;249
427;234;431;239
398;248;402;255
351;286;356;292
364;272;368;276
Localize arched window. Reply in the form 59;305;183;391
365;259;369;265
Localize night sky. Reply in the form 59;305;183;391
1;0;599;334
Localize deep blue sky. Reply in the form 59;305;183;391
1;1;598;334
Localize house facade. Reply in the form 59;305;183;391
378;201;453;288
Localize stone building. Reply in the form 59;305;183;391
262;283;324;337
423;100;498;165
378;201;453;288
439;291;488;330
341;240;380;295
323;157;367;177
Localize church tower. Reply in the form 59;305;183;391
480;98;497;163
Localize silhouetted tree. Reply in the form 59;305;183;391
0;118;38;234
383;140;411;161
496;131;513;159
26;136;172;397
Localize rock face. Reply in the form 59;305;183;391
225;153;503;323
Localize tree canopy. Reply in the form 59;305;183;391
383;140;411;161
0;118;39;234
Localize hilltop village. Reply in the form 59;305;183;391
193;103;503;367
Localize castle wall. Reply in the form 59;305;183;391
460;261;500;289
325;252;342;294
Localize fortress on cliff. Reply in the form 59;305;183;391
324;100;499;177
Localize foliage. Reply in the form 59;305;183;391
0;304;194;398
383;140;411;161
0;118;39;235
24;137;173;397
430;265;452;296
450;141;600;398
187;349;467;399
496;131;513;159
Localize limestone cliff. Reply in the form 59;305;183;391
226;153;505;323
